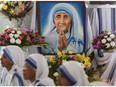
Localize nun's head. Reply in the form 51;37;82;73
23;53;49;82
23;60;36;82
57;61;89;86
1;46;25;71
1;53;13;71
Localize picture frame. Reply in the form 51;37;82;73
36;1;87;55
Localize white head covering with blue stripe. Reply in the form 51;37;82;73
3;46;25;68
2;46;26;86
25;53;55;86
57;61;89;86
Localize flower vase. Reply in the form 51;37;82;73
9;18;23;30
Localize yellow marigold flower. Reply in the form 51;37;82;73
10;1;14;6
18;2;22;7
49;56;54;62
68;51;73;54
76;54;81;58
62;51;65;55
86;57;90;60
84;61;91;68
10;10;14;15
82;53;85;59
2;5;7;10
84;57;90;62
62;55;67;59
57;52;62;57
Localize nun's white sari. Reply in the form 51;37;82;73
101;52;116;86
25;53;55;86
57;61;89;86
0;67;8;86
1;46;29;86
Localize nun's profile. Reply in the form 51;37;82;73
57;61;89;86
0;46;28;86
23;53;55;86
42;3;84;54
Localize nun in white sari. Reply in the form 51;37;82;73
0;46;28;86
57;61;89;86
23;53;55;86
101;52;116;86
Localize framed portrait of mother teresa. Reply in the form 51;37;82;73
36;1;88;55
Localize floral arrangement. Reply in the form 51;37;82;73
48;51;91;85
92;31;116;51
0;1;33;21
0;27;48;48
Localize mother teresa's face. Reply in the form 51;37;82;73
54;12;71;33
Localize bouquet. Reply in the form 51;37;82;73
0;1;33;21
0;27;48;48
48;51;91;85
92;31;116;51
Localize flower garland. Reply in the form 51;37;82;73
0;1;33;21
0;27;48;48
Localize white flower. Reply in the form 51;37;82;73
62;60;67;64
10;38;15;43
53;72;59;77
11;30;15;33
16;39;21;44
106;43;110;48
110;34;115;39
17;31;21;34
102;39;106;44
6;26;10;29
14;28;17;30
107;38;111;41
14;34;19;38
0;4;4;10
107;32;111;35
9;33;14;38
48;65;51;69
3;1;7;4
110;41;116;47
104;36;108;38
